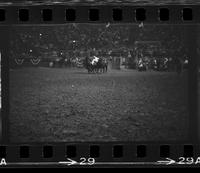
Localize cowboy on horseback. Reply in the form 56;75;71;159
85;55;108;73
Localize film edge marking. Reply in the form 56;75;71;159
1;157;200;166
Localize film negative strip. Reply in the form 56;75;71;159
0;0;200;168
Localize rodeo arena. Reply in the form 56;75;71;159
9;24;190;142
10;41;189;74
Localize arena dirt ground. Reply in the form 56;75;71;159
9;67;189;142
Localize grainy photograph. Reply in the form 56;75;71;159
9;24;189;142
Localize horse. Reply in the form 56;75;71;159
96;57;108;73
84;56;96;73
138;58;147;71
85;56;108;73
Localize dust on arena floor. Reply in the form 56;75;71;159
9;67;189;142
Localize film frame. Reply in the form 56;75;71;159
0;1;200;168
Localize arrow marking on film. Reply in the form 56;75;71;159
59;158;78;166
156;158;176;165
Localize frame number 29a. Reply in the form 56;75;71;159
178;157;200;165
